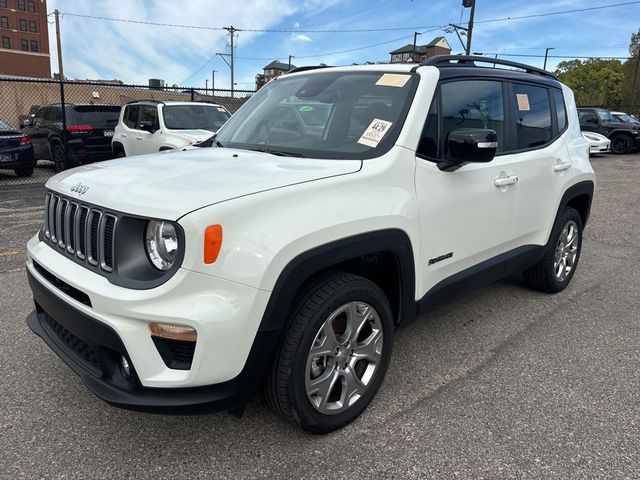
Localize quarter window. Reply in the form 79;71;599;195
512;84;552;149
553;91;567;132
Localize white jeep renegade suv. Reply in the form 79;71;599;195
25;56;595;433
112;100;230;157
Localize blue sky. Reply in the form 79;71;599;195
46;0;639;89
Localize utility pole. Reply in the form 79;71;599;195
205;78;209;94
288;55;294;71
223;26;237;98
464;0;476;56
543;47;555;70
54;9;64;79
212;70;217;95
412;32;421;62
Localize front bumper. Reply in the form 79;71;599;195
26;267;282;413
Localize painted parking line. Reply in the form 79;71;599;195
0;250;24;257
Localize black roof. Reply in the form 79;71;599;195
263;60;296;71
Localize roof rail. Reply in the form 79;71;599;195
418;55;558;80
125;99;165;105
286;65;331;74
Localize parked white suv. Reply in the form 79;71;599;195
25;57;595;433
112;100;230;156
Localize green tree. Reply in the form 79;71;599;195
555;58;625;107
623;28;639;112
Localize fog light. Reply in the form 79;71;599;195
120;355;131;379
149;322;197;342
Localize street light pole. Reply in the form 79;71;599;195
412;31;421;62
465;0;476;56
205;78;209;94
543;47;555;70
212;70;217;95
54;9;64;79
288;55;295;71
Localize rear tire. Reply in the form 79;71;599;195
610;134;633;155
523;207;583;293
266;273;394;433
14;165;34;177
52;144;75;172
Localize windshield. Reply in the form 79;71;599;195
163;105;231;131
614;113;640;125
0;119;15;131
596;110;617;122
214;71;418;159
71;105;121;127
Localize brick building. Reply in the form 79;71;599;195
389;37;451;63
0;0;50;78
256;60;296;90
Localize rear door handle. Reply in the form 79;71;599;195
136;136;143;141
553;162;571;172
494;175;518;188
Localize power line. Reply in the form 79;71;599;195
481;52;632;60
55;2;640;34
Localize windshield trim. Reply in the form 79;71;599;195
215;70;420;160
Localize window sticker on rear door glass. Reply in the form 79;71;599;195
357;118;393;147
376;74;411;88
516;94;531;111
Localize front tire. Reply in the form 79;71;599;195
610;134;633;155
523;207;583;293
14;164;34;177
52;144;75;172
266;273;394;433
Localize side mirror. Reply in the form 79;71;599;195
438;129;498;172
139;121;157;133
20;118;31;127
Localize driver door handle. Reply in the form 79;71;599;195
494;175;518;188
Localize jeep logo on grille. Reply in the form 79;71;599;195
70;183;90;195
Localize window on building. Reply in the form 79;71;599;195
21;39;28;51
17;0;25;11
27;0;35;12
19;19;27;31
29;20;36;32
0;16;8;28
30;40;37;52
2;36;9;49
511;84;552;149
0;1;7;8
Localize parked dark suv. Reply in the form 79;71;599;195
0;118;35;177
21;104;121;171
577;107;640;155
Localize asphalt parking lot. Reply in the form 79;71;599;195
1;153;639;479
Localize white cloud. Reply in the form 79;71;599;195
292;34;313;43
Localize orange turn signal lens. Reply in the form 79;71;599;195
204;224;223;264
149;323;197;342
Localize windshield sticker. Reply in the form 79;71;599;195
376;74;411;88
516;94;531;111
358;118;393;148
298;105;314;112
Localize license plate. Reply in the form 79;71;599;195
103;131;114;137
0;154;14;163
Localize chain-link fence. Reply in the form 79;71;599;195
0;77;254;186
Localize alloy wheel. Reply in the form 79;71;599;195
553;220;579;282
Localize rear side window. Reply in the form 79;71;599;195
553;91;567;132
512;84;552;149
124;106;140;129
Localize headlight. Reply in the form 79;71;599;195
145;220;179;271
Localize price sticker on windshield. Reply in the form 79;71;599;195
358;118;393;148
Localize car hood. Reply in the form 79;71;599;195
167;129;216;143
46;147;362;220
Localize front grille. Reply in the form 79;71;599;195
41;313;102;376
43;192;117;274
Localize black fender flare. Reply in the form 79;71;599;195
554;180;595;228
259;228;416;332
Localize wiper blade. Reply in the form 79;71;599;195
248;148;306;158
196;133;224;148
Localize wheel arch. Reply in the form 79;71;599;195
557;180;594;227
258;229;416;334
112;141;125;155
